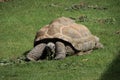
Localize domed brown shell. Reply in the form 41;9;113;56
34;17;101;51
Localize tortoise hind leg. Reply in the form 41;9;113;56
55;41;66;60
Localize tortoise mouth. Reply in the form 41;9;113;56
34;38;80;53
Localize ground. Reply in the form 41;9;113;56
0;0;120;80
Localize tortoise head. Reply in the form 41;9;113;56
46;42;55;52
46;42;56;59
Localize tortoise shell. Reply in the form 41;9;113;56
34;17;101;51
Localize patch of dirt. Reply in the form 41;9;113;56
115;30;120;34
70;16;116;24
0;0;9;2
70;15;89;22
95;18;116;24
65;2;108;11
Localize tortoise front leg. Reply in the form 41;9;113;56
55;41;66;60
26;43;46;61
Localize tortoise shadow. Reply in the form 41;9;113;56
100;52;120;80
23;50;31;56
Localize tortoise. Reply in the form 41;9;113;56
26;17;103;61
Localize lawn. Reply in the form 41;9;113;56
0;0;120;80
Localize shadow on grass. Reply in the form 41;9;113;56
23;50;31;56
100;52;120;80
22;50;31;61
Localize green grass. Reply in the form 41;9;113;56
0;0;120;80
